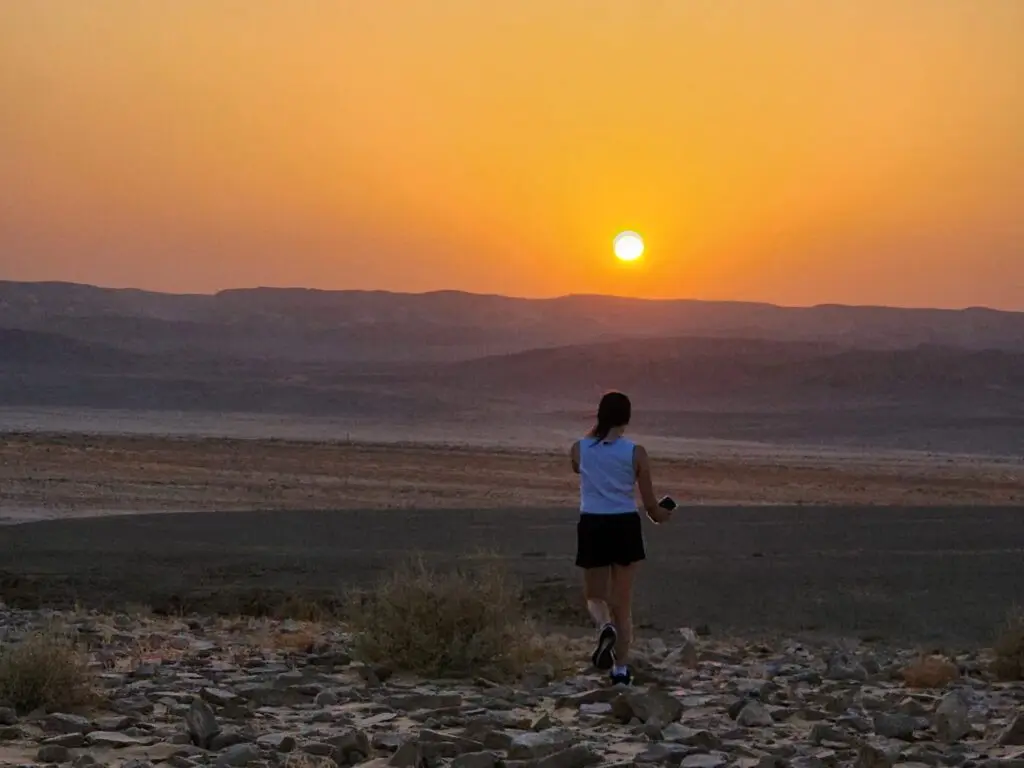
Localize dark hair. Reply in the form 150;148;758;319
589;391;631;442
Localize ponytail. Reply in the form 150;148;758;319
589;391;631;444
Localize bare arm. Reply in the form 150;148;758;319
634;444;670;522
570;440;580;474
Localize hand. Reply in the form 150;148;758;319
648;507;672;524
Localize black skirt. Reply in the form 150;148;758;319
575;512;646;569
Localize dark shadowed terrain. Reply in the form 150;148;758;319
0;505;1021;647
3;281;1024;455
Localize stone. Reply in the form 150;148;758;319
0;707;16;726
45;713;93;735
216;743;262;767
43;733;87;748
999;714;1024;746
873;713;919;741
661;723;722;750
611;688;684;724
258;732;297;752
681;755;729;768
856;744;894;768
529;745;603;768
508;728;577;760
37;744;72;764
826;655;869;682
201;687;242;707
329;729;372;765
87;730;152;747
934;690;971;743
185;697;220;749
452;752;500;768
316;690;339;707
210;729;249;751
737;701;774;727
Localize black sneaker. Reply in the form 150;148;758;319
591;623;617;670
610;667;633;686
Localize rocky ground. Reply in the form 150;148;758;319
0;608;1022;768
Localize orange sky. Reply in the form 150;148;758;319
1;1;1022;309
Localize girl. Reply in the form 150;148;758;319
570;391;672;686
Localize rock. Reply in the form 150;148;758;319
0;707;16;726
389;741;425;768
998;714;1024;746
611;688;683;724
387;693;462;711
43;733;86;748
72;756;98;768
329;729;372;765
934;691;971;743
856;744;893;768
452;752;500;768
201;687;242;707
37;744;72;763
287;756;339;768
508;728;577;760
185;697;220;749
316;690;339;707
525;745;603;768
636;742;692;765
681;755;728;768
45;713;93;735
737;701;774;727
826;654;869;682
87;730;152;747
258;733;297;752
216;743;262;767
661;723;722;750
93;715;134;731
873;713;920;741
210;729;249;751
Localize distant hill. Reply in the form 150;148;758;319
1;312;1023;452
2;280;1023;363
423;336;1024;410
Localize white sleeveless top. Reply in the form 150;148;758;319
578;436;638;515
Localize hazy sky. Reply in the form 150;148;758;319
2;1;1022;308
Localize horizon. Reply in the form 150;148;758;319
2;2;1022;310
3;277;1022;315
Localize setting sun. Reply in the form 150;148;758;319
613;232;645;262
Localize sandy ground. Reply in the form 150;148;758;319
2;432;1023;524
1;431;1022;647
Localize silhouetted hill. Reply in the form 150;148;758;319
2;280;1023;362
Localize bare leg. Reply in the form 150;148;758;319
582;566;612;627
583;566;617;670
609;563;638;665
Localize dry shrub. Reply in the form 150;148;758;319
901;654;960;688
346;556;567;679
992;608;1024;681
0;631;95;713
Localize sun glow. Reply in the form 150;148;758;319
613;231;644;262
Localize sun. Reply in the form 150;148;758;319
613;231;644;262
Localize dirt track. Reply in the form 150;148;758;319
1;505;1021;648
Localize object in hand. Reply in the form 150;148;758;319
658;496;677;511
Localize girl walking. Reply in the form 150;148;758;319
570;391;673;685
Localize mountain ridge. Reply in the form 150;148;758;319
3;279;1023;363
